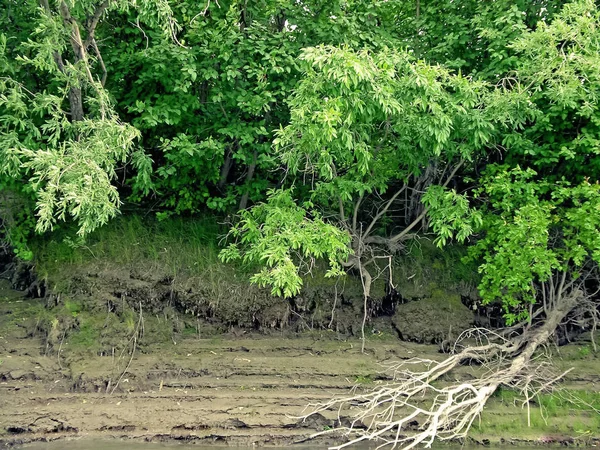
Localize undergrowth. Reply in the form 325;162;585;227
392;238;480;300
22;213;482;341
31;214;229;280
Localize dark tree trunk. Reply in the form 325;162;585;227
59;1;87;121
67;87;85;122
238;151;257;211
218;145;235;191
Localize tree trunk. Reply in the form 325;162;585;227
58;1;88;121
218;145;235;190
238;151;257;211
39;0;84;121
67;86;85;122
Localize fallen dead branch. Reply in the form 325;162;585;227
297;292;589;449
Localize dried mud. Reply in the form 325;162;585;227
1;281;599;449
0;280;420;448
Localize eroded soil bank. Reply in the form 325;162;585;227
1;281;599;449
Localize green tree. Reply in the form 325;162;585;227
221;45;526;303
424;1;600;324
0;0;177;254
505;0;600;180
103;0;409;216
427;167;600;324
394;0;567;78
294;3;600;448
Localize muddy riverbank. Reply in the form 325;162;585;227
1;281;599;448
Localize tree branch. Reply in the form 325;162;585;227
58;1;95;84
352;194;364;236
362;184;407;239
90;38;107;86
39;0;67;73
84;0;112;48
339;197;346;224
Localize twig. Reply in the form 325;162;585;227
57;329;67;371
110;302;143;395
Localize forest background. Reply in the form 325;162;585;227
2;0;599;322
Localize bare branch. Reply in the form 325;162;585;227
91;38;107;87
363;185;407;239
357;258;371;354
297;292;583;449
352;194;364;236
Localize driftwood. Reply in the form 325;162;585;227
297;288;595;449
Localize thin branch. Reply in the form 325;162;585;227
91;38;107;86
557;268;568;302
352;194;364;236
363;185;407;239
358;258;371;354
389;209;428;244
130;18;149;50
84;0;112;48
110;302;143;395
339;197;346;224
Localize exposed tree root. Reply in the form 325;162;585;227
298;292;585;449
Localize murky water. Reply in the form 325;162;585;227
20;443;322;450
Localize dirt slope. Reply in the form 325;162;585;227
0;280;421;447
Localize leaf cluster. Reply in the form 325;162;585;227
220;189;350;297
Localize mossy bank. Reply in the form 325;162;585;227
4;215;485;350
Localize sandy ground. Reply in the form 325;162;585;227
0;335;403;447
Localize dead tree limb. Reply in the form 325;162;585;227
297;291;586;449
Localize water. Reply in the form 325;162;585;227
20;443;317;450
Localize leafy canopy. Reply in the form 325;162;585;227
221;44;529;296
0;0;178;246
424;1;600;322
428;167;600;324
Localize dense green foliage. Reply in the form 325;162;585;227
1;0;599;322
1;0;174;248
220;189;350;297
428;166;600;323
